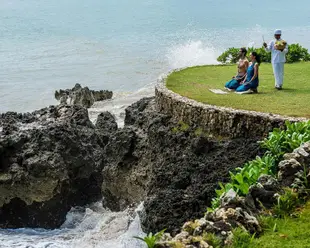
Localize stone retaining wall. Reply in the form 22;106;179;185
155;70;308;138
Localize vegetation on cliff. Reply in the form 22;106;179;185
209;120;310;211
166;62;310;117
136;120;310;248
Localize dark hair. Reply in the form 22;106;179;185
240;47;247;55
251;51;261;65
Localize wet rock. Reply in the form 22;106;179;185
0;105;108;228
55;83;113;108
101;128;149;211
100;97;262;234
95;112;118;133
124;97;158;129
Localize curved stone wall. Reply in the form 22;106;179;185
155;70;308;138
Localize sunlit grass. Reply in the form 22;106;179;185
166;63;310;118
250;201;310;248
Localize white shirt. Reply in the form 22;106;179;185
265;39;288;64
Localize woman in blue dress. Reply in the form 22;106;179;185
235;51;260;94
225;47;249;91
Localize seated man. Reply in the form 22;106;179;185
225;47;249;91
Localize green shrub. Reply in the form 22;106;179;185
229;228;255;248
273;189;299;218
229;154;276;196
255;47;272;63
208;120;310;212
217;47;240;64
286;44;310;63
134;229;166;248
208;154;276;212
217;44;310;64
261;120;310;161
207;182;233;212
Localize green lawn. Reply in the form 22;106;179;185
166;63;310;118
250;202;310;248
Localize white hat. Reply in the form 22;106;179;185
274;29;282;35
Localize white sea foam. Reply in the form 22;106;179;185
166;40;219;69
0;202;146;248
88;39;221;126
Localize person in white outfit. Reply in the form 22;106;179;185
263;29;288;90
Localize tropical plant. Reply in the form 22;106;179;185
208;154;276;212
208;120;310;212
229;154;276;196
134;229;166;248
261;120;310;161
207;182;233;212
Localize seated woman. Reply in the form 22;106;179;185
225;47;249;91
235;51;260;94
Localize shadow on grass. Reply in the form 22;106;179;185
277;88;297;92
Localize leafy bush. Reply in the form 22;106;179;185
273;188;299;218
253;47;272;63
217;48;240;64
208;120;310;212
208;154;276;212
229;154;276;196
286;44;310;63
261;120;310;160
217;43;310;64
208;182;233;212
134;229;166;248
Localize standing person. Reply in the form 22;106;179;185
263;29;288;90
224;47;249;91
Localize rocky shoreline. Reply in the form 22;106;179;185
0;96;261;233
55;83;113;108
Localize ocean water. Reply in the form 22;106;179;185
1;0;310;247
2;0;310;114
0;202;146;248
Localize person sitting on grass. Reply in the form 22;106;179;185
224;47;249;91
235;51;260;94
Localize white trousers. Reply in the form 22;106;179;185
272;62;284;87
